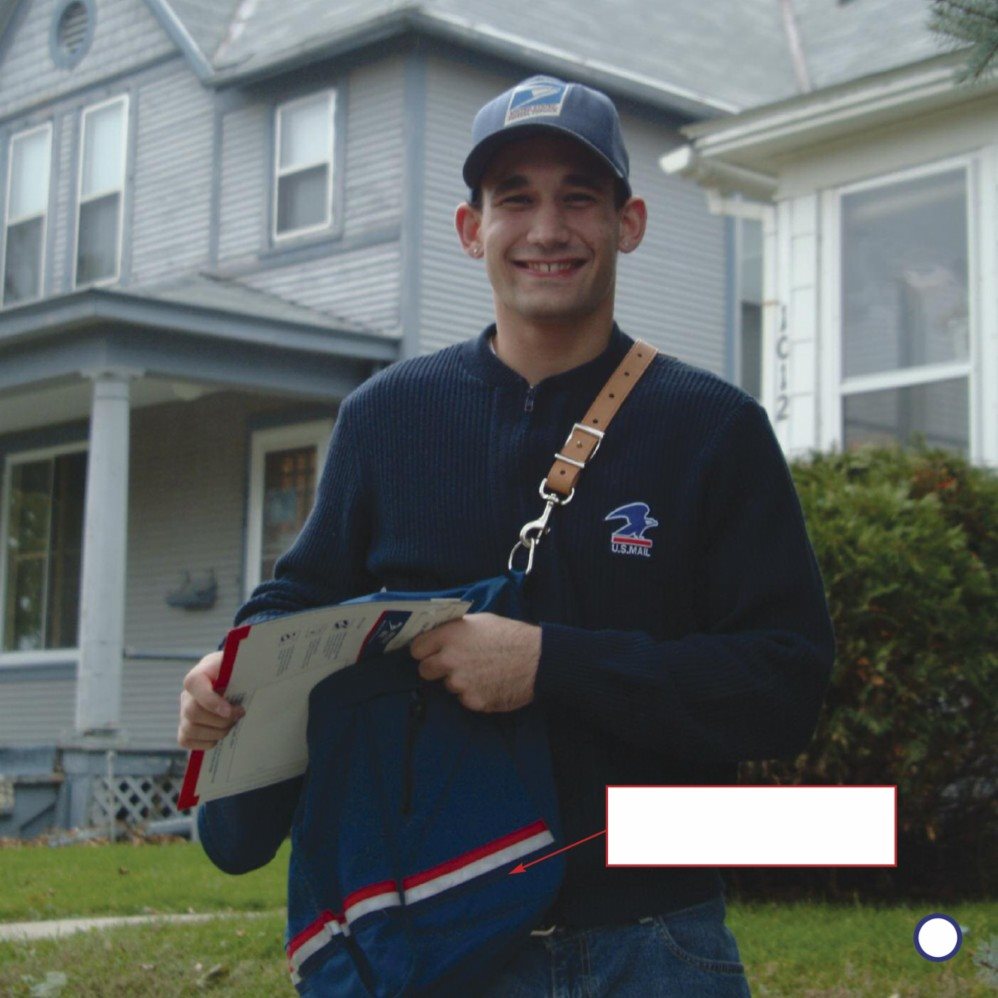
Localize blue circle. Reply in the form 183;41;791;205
913;913;963;962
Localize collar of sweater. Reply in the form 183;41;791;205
461;323;633;395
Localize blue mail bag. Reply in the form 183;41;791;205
284;571;564;996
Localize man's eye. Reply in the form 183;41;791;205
499;194;531;206
565;193;597;205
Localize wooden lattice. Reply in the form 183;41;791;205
87;774;184;827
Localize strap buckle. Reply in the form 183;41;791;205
555;422;604;468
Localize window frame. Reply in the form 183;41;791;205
822;154;978;456
271;89;337;243
1;122;53;308
72;94;129;289
0;441;88;666
243;419;333;600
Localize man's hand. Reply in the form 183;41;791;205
409;613;541;713
178;651;246;750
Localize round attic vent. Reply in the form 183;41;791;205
51;0;95;69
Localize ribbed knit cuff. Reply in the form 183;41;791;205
536;621;609;703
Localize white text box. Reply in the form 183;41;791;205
607;786;896;866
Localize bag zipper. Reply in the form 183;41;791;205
401;688;426;816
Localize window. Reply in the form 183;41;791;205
244;420;333;597
74;96;127;286
838;164;971;453
2;124;52;306
1;447;87;652
273;91;335;239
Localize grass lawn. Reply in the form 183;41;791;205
1;842;994;995
0;839;288;922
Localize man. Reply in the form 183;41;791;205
179;75;834;995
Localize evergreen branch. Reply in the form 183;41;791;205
929;0;998;80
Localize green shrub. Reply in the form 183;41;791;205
736;446;996;900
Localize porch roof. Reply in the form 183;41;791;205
0;273;396;401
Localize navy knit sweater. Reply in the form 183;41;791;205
214;324;834;926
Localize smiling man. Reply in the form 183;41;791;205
179;76;834;996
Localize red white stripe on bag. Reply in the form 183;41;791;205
287;910;347;982
286;820;554;983
402;820;552;903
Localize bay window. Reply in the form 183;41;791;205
2;124;52;306
75;96;127;286
1;447;87;653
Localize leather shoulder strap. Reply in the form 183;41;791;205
543;340;657;499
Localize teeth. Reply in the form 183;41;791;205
525;262;574;273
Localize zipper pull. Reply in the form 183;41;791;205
524;387;536;413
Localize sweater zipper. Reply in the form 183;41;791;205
401;688;426;816
524;386;536;413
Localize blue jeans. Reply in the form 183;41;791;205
478;897;751;997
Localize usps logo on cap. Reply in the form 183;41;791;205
505;80;569;126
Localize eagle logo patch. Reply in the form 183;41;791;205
605;502;658;558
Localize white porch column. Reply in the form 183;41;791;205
75;369;139;737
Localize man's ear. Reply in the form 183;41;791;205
455;202;483;259
617;197;648;254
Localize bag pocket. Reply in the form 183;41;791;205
292;649;561;995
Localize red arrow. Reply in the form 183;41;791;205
509;829;607;875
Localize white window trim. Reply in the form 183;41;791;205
272;90;336;242
822;154;978;457
1;122;53;308
0;441;87;664
244;419;333;600
73;94;128;289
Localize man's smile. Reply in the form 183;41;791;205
513;260;585;275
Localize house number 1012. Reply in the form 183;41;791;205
775;305;790;422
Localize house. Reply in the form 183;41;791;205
0;0;984;836
0;0;741;836
663;0;998;465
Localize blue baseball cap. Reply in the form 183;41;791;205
463;75;631;199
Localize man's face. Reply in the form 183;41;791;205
457;134;645;331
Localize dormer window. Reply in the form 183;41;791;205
273;91;335;240
2;124;52;306
74;95;128;287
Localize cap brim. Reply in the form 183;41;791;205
462;122;631;198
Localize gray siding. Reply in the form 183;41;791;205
217;100;269;264
124;391;313;654
216;56;405;334
418;57;727;371
419;60;500;354
120;390;336;747
0;0;176;120
0;391;339;749
49;106;75;294
614;119;726;376
120;657;198;747
0;673;76;745
240;242;402;333
5;56;210;297
129;63;213;283
342;58;405;238
217;56;407;253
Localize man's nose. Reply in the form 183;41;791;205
527;201;570;245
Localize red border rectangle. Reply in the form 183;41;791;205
604;784;898;868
